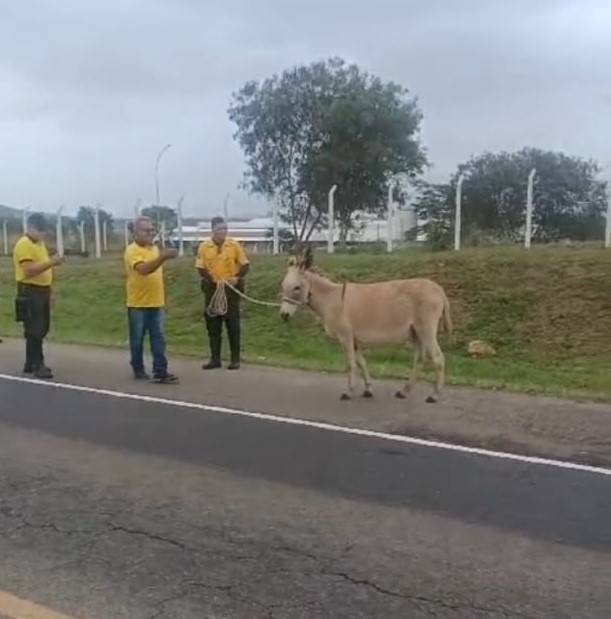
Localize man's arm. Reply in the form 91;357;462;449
237;263;250;280
134;248;177;275
197;267;214;284
231;243;250;285
21;254;63;278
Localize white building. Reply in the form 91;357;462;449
175;218;273;253
174;209;419;253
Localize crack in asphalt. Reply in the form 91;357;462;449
106;521;188;551
0;502;548;619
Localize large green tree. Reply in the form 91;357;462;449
229;57;427;243
414;148;608;248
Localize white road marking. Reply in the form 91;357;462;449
1;372;610;477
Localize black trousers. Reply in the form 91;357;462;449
203;283;241;363
18;283;51;370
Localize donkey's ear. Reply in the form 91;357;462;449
303;245;314;270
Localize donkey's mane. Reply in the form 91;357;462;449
306;266;341;284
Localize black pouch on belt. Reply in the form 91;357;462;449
15;296;32;323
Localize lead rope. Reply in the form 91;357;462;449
206;280;282;317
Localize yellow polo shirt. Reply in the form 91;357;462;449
195;238;249;282
13;236;53;286
124;242;165;308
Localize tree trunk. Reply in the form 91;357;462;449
338;225;349;249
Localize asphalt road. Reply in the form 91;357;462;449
0;377;610;619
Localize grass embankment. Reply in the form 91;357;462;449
2;245;611;401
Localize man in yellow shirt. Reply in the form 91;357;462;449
125;216;179;383
13;213;64;379
196;216;250;370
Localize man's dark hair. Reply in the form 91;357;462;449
211;216;225;230
27;213;48;231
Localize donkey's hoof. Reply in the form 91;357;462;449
426;395;438;404
340;393;351;401
362;390;373;399
395;391;407;400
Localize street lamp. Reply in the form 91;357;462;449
94;203;102;259
177;195;185;257
133;198;142;219
454;174;465;251
327;185;338;254
155;143;172;206
56;205;64;256
387;182;395;253
603;163;611;249
525;168;536;249
22;207;29;234
272;195;280;256
2;220;8;256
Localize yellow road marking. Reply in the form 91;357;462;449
0;591;81;619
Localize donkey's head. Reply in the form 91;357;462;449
279;246;314;321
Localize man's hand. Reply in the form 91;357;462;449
50;254;65;266
227;277;239;287
161;248;178;261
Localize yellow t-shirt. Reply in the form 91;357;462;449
124;242;165;308
13;236;53;286
195;238;249;282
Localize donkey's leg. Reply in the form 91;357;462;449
354;347;373;398
340;337;358;401
422;336;445;404
396;344;420;400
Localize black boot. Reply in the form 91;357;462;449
202;360;221;370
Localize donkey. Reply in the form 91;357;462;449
279;247;452;403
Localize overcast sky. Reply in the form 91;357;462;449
1;0;609;218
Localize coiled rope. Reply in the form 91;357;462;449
206;280;282;317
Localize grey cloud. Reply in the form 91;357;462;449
0;0;609;215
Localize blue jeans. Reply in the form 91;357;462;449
127;308;168;377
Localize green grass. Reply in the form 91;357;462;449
2;244;611;401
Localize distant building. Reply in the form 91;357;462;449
172;209;420;253
174;218;273;254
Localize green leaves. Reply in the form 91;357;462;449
414;148;608;248
229;58;426;243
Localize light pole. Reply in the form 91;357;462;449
2;220;8;256
155;144;172;206
327;185;338;254
56;205;64;256
525;168;536;249
102;219;108;252
272;195;280;256
177;195;185;257
133;198;142;219
94;204;102;259
160;220;166;248
79;221;86;254
22;207;29;234
223;193;230;220
604;164;611;249
387;182;395;253
454;174;465;251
